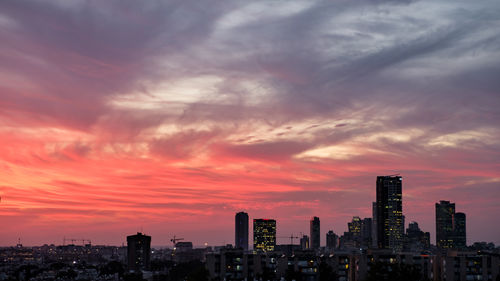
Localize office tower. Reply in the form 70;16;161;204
326;230;337;249
235;212;249;250
436;200;455;249
127;232;151;271
300;235;310;250
253;219;276;252
375;175;404;252
454;212;466;248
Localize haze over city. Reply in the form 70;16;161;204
0;0;499;247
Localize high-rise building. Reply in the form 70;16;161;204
348;216;362;239
375;175;404;252
454;212;466;248
253;219;276;252
300;235;310;250
127;232;151;271
235;212;249;250
310;217;320;250
326;230;338;249
436;201;467;249
435;200;455;249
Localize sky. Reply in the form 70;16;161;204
0;0;499;247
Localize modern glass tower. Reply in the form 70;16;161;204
436;201;467;249
310;216;321;250
235;212;249;250
435;200;455;249
375;175;404;252
253;219;276;252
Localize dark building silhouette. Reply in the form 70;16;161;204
454;212;466;248
310;217;320;250
326;230;338;249
436;200;456;249
405;221;430;251
375;175;404;252
372;202;378;248
127;232;151;271
235;212;249;250
253;219;276;252
300;235;310;250
361;217;373;248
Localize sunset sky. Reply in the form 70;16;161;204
1;0;499;247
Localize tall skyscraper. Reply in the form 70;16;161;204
454;212;466;248
436;201;467;249
435;200;455;249
235;212;249;250
253;219;276;252
310;217;320;250
326;230;337;249
127;232;151;271
375;175;404;252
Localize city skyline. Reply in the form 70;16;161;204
0;194;476;248
1;0;499;247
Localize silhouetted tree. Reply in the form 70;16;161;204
284;267;301;281
319;262;337;281
99;260;125;277
168;260;206;281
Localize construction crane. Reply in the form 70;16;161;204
170;235;184;246
277;234;300;245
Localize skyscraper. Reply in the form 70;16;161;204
435;200;455;249
375;175;404;252
436;201;467;249
127;232;151;271
454;212;466;249
310;217;320;250
235;212;249;250
253;219;276;252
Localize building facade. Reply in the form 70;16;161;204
253;219;276;252
127;232;151;271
